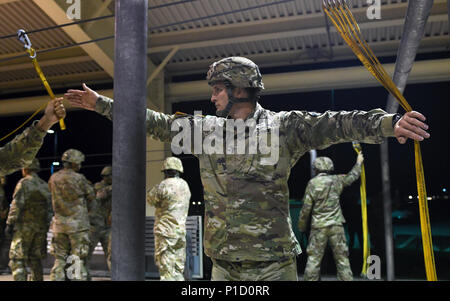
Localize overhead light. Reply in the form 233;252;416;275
52;162;60;166
443;188;447;193
47;129;55;134
408;195;413;200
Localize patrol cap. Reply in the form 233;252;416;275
313;157;334;173
206;56;264;90
161;157;183;173
61;149;85;165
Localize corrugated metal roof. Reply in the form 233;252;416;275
0;0;448;96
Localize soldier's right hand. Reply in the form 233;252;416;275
357;153;364;164
65;83;99;111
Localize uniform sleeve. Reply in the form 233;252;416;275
96;182;112;202
298;180;315;232
342;161;362;187
85;178;96;203
6;179;27;225
95;96;174;143
147;185;161;207
0;122;46;177
282;109;396;155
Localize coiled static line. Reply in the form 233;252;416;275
352;142;370;277
324;0;436;281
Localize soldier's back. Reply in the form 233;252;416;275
49;169;91;233
16;175;50;230
309;174;346;228
153;177;191;237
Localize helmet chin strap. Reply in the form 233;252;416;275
216;86;251;118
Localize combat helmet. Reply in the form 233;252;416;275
206;56;264;117
313;157;334;173
161;157;183;173
25;158;41;171
101;165;112;177
61;149;85;165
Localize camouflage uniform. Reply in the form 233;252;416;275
48;149;94;281
147;157;191;281
298;157;362;281
93;56;396;281
0;122;47;177
87;166;112;273
6;160;52;281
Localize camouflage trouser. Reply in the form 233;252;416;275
87;227;111;275
304;225;353;281
211;256;298;281
154;234;186;281
8;229;47;281
49;231;90;281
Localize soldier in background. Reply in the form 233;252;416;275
87;165;112;274
298;153;364;281
147;157;191;281
66;56;430;281
5;159;52;281
48;149;94;281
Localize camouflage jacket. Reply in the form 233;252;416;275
89;180;112;229
95;96;395;262
147;177;191;239
48;168;95;234
7;173;52;233
0;122;46;177
298;161;362;231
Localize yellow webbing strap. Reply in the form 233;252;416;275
0;102;47;143
25;47;66;131
324;1;436;280
352;141;370;277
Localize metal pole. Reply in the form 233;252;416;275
112;0;148;281
380;141;395;281
380;0;434;281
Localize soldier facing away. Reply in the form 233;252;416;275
147;157;191;281
87;165;112;273
65;56;430;281
5;159;52;281
48;149;94;281
298;153;364;281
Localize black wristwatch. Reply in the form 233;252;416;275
392;113;402;128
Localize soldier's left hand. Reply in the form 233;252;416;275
394;111;430;144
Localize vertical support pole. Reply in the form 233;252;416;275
112;0;148;281
380;140;395;281
380;0;434;281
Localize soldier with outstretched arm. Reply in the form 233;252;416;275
65;57;429;281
